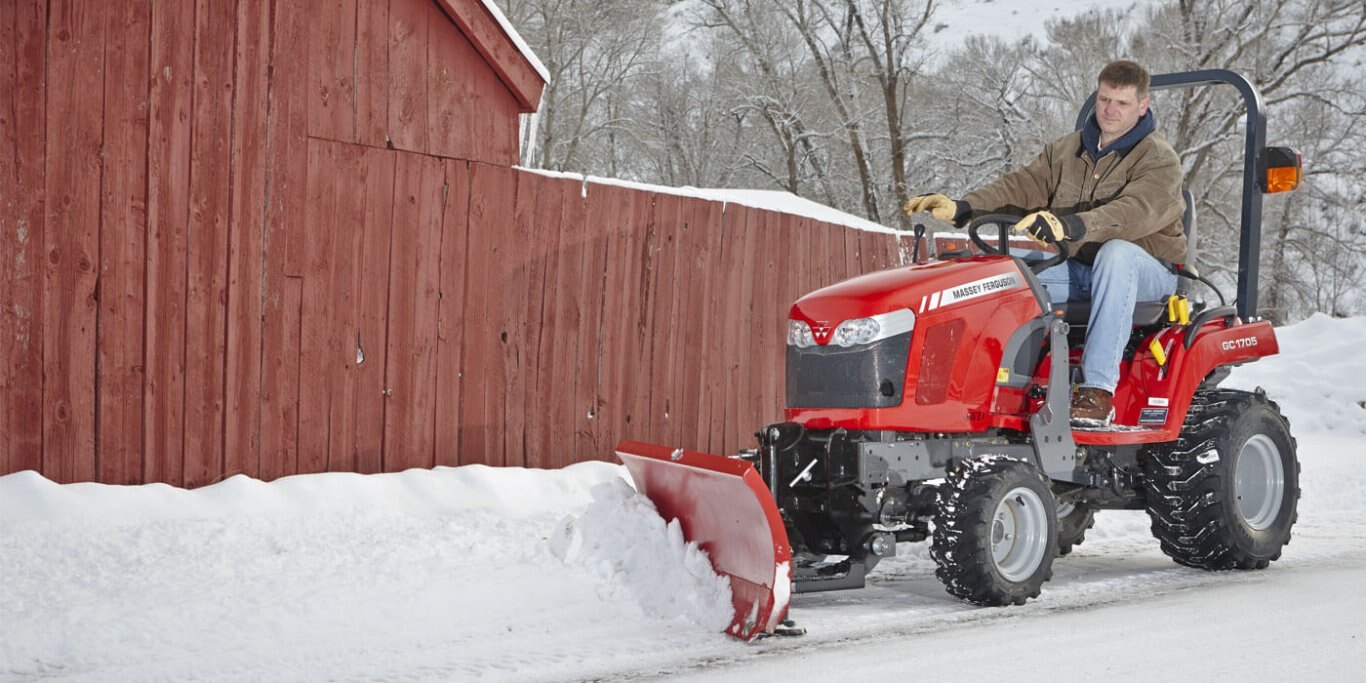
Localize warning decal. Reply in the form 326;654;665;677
1138;408;1169;425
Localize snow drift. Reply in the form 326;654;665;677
0;463;733;681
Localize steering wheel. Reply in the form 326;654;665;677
968;213;1069;274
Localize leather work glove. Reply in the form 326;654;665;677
903;194;971;226
1014;210;1086;245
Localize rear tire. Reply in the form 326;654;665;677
1143;389;1300;570
1055;501;1096;557
931;456;1058;605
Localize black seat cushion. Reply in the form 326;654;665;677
1058;300;1168;327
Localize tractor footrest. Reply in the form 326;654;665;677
793;553;868;593
1070;423;1165;433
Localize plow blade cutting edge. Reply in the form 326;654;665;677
615;440;793;640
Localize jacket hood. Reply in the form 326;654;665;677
1082;109;1157;162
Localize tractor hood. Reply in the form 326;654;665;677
788;256;1032;342
783;254;1045;426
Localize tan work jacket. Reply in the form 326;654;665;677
963;130;1187;265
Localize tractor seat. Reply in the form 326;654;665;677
1057;189;1197;329
1057;299;1169;327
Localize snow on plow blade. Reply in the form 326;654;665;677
616;440;793;640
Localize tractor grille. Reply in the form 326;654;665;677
786;332;911;409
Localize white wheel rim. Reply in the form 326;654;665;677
991;486;1050;582
1235;434;1285;531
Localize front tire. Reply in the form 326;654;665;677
931;456;1058;605
1143;389;1300;570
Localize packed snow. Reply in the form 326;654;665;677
518;167;901;235
3;314;1364;681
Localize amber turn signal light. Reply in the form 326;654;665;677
1259;146;1302;194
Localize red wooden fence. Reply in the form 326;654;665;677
0;0;913;486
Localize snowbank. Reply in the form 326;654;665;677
550;479;732;629
0;462;616;525
1224;312;1366;435
0;463;733;682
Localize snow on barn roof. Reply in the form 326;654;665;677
521;168;901;236
477;0;549;82
440;0;548;112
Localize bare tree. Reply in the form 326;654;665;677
503;0;1366;320
689;0;842;203
629;40;749;188
1135;0;1366;321
844;0;939;226
1258;70;1366;320
502;0;666;171
911;34;1053;195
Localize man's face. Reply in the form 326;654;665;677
1095;81;1150;141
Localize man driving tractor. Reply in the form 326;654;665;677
905;59;1185;426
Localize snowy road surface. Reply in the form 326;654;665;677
672;434;1366;682
3;314;1364;682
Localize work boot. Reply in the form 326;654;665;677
1071;387;1114;427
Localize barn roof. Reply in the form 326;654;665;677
439;0;548;113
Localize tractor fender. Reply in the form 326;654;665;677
1082;318;1279;446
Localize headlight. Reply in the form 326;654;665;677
829;309;916;347
787;319;816;348
833;318;881;346
789;309;915;347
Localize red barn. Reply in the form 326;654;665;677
0;0;910;487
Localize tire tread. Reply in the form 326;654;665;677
1142;389;1300;570
931;456;1057;605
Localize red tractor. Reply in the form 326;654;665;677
617;70;1304;640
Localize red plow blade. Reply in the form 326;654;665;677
615;440;793;640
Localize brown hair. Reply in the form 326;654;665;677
1098;60;1150;99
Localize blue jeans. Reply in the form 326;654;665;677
1033;240;1177;393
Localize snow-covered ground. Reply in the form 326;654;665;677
3;313;1364;681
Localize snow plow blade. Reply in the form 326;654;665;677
615;440;792;640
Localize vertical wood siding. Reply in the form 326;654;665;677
224;0;272;481
0;0;48;477
97;0;151;485
42;0;104;484
0;0;913;485
144;0;193;485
